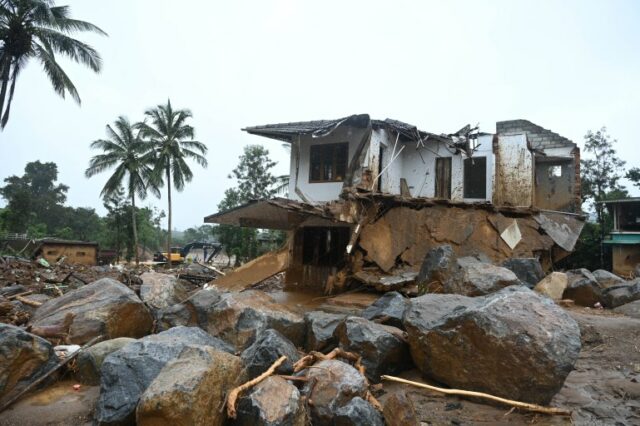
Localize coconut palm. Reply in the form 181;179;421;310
138;99;208;267
85;116;158;265
0;0;107;129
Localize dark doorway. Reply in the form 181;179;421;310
463;157;487;199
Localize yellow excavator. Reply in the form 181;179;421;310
153;242;222;264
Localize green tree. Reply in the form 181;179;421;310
0;0;107;128
0;161;68;233
86;116;159;264
627;167;640;191
580;127;627;267
216;145;280;264
138;99;208;267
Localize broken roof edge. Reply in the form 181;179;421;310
242;114;452;144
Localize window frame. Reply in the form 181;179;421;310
308;142;349;183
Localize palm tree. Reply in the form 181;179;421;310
0;0;107;129
85;116;158;265
138;100;207;267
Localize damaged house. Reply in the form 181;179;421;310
205;115;585;293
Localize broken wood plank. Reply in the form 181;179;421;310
213;247;288;291
380;375;571;416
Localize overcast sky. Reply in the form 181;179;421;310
1;0;639;230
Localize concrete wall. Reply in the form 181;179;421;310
288;125;367;203
493;134;533;207
41;244;97;265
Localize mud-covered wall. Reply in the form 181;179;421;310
612;245;640;277
357;206;555;273
40;244;97;265
493;134;533;207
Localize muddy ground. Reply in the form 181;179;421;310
1;296;638;426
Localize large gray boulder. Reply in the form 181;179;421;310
136;345;242;426
614;299;640;319
334;396;384;426
0;324;58;405
362;291;408;329
304;311;345;352
603;279;640;308
403;286;581;404
203;290;305;350
416;245;456;293
95;326;233;425
76;337;135;385
240;329;300;379
140;272;188;310
445;257;520;296
302;359;368;426
563;269;603;307
30;278;153;344
155;303;197;331
235;376;307;426
592;269;625;288
334;316;411;382
501;258;545;288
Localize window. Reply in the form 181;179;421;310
76;251;86;257
309;143;348;183
46;250;58;256
548;165;562;178
464;157;487;199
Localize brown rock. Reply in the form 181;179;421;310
534;272;568;300
383;392;419;426
140;272;188;310
30;278;153;344
136;345;243;426
235;376;307;426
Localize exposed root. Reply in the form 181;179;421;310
226;355;287;419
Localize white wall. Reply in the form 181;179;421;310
494;134;533;207
288;125;367;203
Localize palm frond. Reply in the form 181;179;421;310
33;43;80;103
34;27;102;72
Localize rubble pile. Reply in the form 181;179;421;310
1;246;640;424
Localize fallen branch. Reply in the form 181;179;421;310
15;295;42;307
380;375;571;416
7;291;33;300
226;355;287;419
195;261;226;276
293;347;360;372
0;335;103;413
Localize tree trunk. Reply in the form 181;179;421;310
167;167;172;268
131;192;139;265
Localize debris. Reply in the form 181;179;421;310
139;271;188;309
15;294;42;307
0;334;102;414
380;375;572;416
226;355;287;419
500;219;522;250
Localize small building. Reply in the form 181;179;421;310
603;198;640;277
34;238;98;266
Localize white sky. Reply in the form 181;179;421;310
1;0;639;230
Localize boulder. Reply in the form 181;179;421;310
0;324;58;404
501;258;544;288
302;359;368;426
383;392;419;426
187;288;224;326
563;269;603;307
235;376;307;426
444;257;520;296
95;326;233;425
140;272;188;310
534;272;568;300
592;269;625;288
30;278;153;344
203;290;305;350
416;245;456;293
334;397;384;426
304;311;345;352
76;337;135;385
614;299;640;319
155;303;197;331
603;280;640;308
334;316;411;382
403;286;581;404
136;345;242;426
241;329;300;379
362;291;408;329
